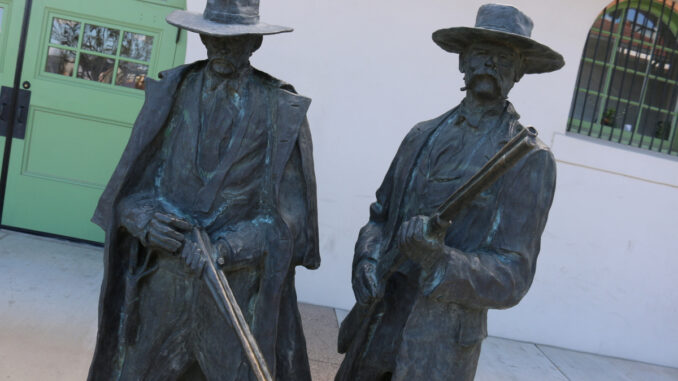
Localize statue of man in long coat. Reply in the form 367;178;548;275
87;1;319;379
336;5;564;381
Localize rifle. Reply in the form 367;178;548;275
429;126;539;233
193;228;273;381
338;126;539;353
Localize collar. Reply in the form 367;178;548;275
455;98;508;129
204;62;253;91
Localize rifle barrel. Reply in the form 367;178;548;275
435;126;538;223
194;229;273;381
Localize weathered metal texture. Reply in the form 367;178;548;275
87;4;318;379
337;4;562;381
433;4;564;74
166;0;293;36
193;228;273;381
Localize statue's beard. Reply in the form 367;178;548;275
466;73;503;100
208;56;249;77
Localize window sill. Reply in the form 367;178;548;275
551;132;678;188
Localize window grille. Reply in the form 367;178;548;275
567;0;678;156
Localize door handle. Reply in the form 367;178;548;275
13;89;31;139
17;106;26;124
0;102;7;121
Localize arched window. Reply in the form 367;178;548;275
567;0;678;156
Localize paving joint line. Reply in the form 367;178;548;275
535;344;571;381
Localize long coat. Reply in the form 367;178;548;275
88;62;320;380
337;104;556;380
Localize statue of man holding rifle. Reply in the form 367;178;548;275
336;5;564;381
88;1;319;380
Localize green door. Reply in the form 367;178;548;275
0;0;27;164
0;0;186;242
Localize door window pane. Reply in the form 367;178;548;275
44;15;155;91
82;24;120;55
643;77;677;113
0;8;4;31
121;32;153;62
45;47;76;77
50;18;81;47
607;68;644;103
77;53;115;83
571;91;604;127
610;103;640;134
116;61;148;90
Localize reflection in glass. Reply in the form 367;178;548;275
643;77;676;113
82;24;119;55
608;68;644;103
593;9;624;34
116;61;148;90
77;53;115;84
121;32;154;62
580;61;605;92
50;18;81;47
45;47;76;77
640;108;671;139
572;90;603;127
584;31;614;62
614;103;640;142
0;8;4;31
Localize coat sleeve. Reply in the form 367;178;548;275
115;135;167;241
352;163;393;271
423;148;557;309
92;63;197;231
351;134;403;276
278;130;319;269
351;122;424;273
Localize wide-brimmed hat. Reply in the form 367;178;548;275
166;0;292;36
433;4;564;74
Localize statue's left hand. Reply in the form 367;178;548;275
179;240;207;274
145;212;193;254
398;215;447;270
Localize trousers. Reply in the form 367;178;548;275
118;254;256;381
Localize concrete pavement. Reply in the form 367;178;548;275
1;229;676;380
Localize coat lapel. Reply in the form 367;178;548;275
384;108;458;241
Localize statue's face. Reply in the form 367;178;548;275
200;34;263;75
460;42;523;101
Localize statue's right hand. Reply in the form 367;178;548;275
145;212;193;254
353;259;380;306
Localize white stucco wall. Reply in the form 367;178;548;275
183;0;678;367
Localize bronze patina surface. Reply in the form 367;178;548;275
336;4;564;381
88;1;319;380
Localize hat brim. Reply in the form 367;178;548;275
167;10;293;36
433;27;564;74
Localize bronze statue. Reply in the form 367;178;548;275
88;1;319;379
336;4;564;381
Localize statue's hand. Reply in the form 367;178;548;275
179;240;207;274
398;215;446;270
353;258;380;305
145;212;192;254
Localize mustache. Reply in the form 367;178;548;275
461;71;501;92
